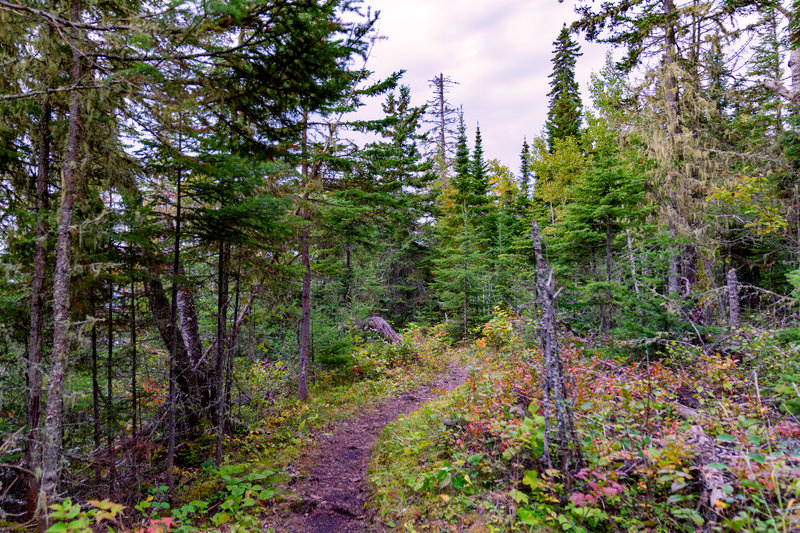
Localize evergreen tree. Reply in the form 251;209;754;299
486;159;533;308
552;118;650;335
319;84;435;327
471;125;489;201
742;7;786;151
545;25;583;151
424;73;460;181
520;138;532;199
450;111;472;205
433;115;495;338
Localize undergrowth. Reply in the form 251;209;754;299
39;325;456;532
369;311;800;532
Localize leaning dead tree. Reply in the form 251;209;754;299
532;218;583;478
365;316;403;345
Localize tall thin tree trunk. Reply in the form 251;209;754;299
626;230;640;294
106;282;115;485
531;218;547;310
542;268;583;478
298;225;311;401
727;267;740;331
225;262;241;416
663;0;680;143
532;217;582;477
26;96;50;520
215;242;230;466
130;276;137;434
298;115;311;401
166;165;181;491
463;258;469;339
601;219;613;333
463;204;470;339
40;0;81;509
662;0;685;316
667;220;680;307
91;297;100;485
437;73;447;180
106;283;113;447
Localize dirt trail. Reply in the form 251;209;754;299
268;366;469;533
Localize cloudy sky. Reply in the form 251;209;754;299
359;0;612;171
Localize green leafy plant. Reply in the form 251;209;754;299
45;498;124;533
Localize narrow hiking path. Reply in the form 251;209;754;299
264;365;469;533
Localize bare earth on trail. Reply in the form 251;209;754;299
267;366;469;533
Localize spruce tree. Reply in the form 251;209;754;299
433;114;494;338
471;125;489;202
520;138;532;198
450;111;472;205
545;25;583;151
319;84;434;327
552;119;649;335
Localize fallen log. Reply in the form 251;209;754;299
364;316;402;345
688;425;727;514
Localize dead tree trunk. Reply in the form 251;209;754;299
532;217;582;478
365;317;403;345
727;267;740;331
531;217;552;468
177;263;203;366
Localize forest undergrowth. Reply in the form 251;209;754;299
369;311;800;533
17;326;457;532
11;316;800;533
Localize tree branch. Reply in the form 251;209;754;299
0;0;132;31
0;81;124;101
0;463;35;477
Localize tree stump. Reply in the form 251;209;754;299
364;317;402;345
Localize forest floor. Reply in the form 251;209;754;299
262;364;469;532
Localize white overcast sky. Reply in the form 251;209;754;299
359;0;612;172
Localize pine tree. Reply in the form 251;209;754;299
545;25;583;151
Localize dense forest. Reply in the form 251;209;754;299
1;0;800;531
